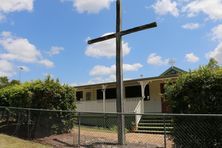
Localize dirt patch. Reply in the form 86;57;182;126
36;128;173;148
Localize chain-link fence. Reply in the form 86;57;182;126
0;106;222;147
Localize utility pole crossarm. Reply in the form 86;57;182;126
88;22;157;44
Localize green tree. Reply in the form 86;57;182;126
0;77;9;88
165;59;222;114
10;80;20;85
165;59;222;147
0;84;31;107
207;58;220;69
0;76;76;138
0;76;20;89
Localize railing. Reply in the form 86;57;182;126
76;98;145;129
76;97;141;113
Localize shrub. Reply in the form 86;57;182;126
0;76;76;138
165;59;222;147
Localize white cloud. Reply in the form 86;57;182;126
73;0;113;14
87;75;116;84
147;53;169;66
211;24;222;42
124;63;143;72
38;59;54;68
207;24;222;65
152;0;222;21
85;63;143;84
90;65;115;76
85;33;131;58
0;31;54;68
90;63;143;76
47;46;64;56
1;31;11;37
0;0;33;13
0;37;41;63
185;53;199;63
182;23;200;30
153;0;179;17
0;0;33;21
0;60;15;77
207;43;222;64
183;0;222;20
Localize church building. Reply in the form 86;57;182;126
75;66;185;114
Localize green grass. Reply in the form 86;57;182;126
0;134;51;148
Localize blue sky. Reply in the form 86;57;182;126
0;0;222;85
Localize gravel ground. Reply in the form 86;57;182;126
36;128;173;148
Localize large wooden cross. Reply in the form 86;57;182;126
88;0;157;145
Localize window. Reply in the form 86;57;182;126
96;89;103;100
106;88;116;99
76;91;83;101
125;85;141;98
96;88;117;100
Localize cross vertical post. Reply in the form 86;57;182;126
87;0;157;145
116;0;125;145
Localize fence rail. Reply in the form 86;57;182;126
0;106;222;147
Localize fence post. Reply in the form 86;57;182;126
78;112;80;147
163;114;167;148
27;109;31;139
103;113;106;128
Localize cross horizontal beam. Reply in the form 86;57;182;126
88;22;157;44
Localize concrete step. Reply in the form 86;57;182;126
141;116;172;119
138;126;173;130
139;119;173;123
135;116;173;134
138;122;172;126
135;130;171;134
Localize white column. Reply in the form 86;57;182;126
138;81;149;113
102;85;107;113
138;81;149;99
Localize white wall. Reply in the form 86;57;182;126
76;80;163;113
144;80;162;113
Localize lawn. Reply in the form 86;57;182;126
0;134;51;148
